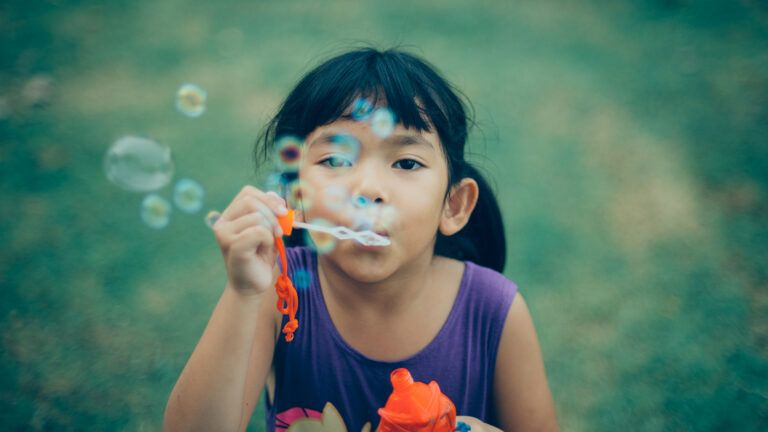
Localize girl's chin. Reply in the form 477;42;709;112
325;244;397;282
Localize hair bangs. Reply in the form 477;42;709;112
262;49;457;159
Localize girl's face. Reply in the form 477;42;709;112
298;115;449;283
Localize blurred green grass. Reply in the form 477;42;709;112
1;0;767;430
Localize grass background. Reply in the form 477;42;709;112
1;0;767;430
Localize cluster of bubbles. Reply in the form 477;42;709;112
256;97;400;253
350;97;396;139
104;82;210;229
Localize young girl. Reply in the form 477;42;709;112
164;48;558;432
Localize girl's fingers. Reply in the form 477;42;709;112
228;224;276;257
221;186;288;223
235;211;281;237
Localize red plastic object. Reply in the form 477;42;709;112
275;210;298;342
378;368;457;432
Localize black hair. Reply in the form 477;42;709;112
254;47;506;272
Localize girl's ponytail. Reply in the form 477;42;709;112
435;162;507;273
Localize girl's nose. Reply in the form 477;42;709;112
349;161;388;205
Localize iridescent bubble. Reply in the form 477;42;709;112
204;210;221;228
376;204;399;231
173;178;205;213
274;136;303;172
352;194;372;209
350;212;375;231
141;193;171;229
323;184;349;211
176;83;207;118
304;218;337;254
293;268;313;290
350;97;374;121
104;135;174;192
370;108;396;138
329;133;360;163
263;172;293;198
287;180;314;211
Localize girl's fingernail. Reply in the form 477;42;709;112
276;226;284;237
276;205;288;215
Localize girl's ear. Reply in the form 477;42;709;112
439;178;479;236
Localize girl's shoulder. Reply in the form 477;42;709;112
461;258;519;302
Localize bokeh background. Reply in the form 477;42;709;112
2;0;768;430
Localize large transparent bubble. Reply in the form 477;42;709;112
104;135;174;192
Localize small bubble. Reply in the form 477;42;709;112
176;83;207;118
173;178;205;213
305;218;336;254
370;108;395;138
323;185;349;211
287;180;314;211
104;135;174;192
350;211;375;231
274;136;303;172
293;268;313;290
376;204;398;231
263;172;288;197
329;133;360;163
204;210;221;228
352;194;372;208
141;194;172;229
350;97;374;121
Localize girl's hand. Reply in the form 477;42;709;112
455;416;504;432
212;186;288;296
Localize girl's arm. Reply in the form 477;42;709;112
163;283;278;432
493;293;559;431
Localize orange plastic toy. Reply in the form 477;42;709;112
378;368;457;432
275;210;299;342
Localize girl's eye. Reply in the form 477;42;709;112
320;155;353;168
393;159;424;170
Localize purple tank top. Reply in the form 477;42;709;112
265;246;518;431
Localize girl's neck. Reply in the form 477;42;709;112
317;249;437;318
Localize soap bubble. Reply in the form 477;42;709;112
263;171;291;198
329;133;360;163
323;184;350;211
376;204;399;231
204;210;221;228
293;268;313;290
141;193;172;229
176;83;207;118
173;178;205;213
352;194;372;209
274;136;303;172
287;180;314;211
104;135;174;192
305;218;336;254
370;108;396;138
351;212;375;231
350;97;374;121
